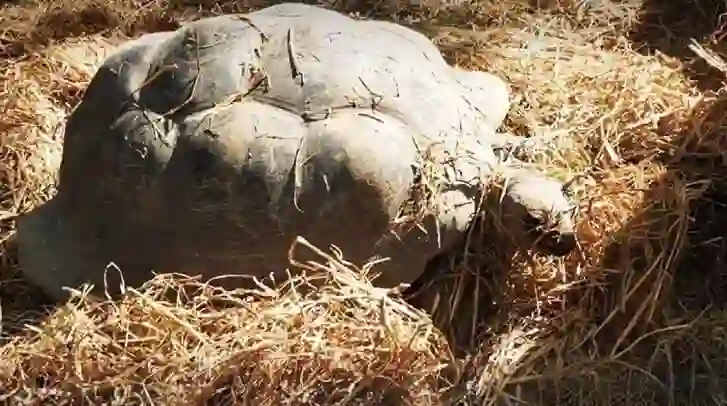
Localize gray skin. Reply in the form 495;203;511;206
16;3;577;302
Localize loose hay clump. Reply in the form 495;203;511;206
0;238;454;405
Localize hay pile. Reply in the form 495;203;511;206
2;0;727;404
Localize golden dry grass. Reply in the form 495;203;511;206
2;0;727;404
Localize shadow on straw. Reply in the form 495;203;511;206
628;0;727;92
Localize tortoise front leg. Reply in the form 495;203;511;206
367;179;483;290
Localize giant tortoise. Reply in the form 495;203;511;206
16;3;578;301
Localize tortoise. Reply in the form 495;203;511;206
16;3;578;302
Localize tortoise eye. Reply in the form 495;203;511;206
523;212;545;233
561;183;573;198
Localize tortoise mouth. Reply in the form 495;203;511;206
533;230;577;257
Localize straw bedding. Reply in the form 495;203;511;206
1;0;727;404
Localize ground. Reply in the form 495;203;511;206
1;0;727;404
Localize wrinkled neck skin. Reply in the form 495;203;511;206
477;196;531;266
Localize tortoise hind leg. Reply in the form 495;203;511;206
16;198;122;302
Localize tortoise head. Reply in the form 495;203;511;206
495;169;578;257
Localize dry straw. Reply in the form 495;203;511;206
1;237;455;404
2;0;727;404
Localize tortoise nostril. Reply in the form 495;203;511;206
559;231;577;248
540;231;577;256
